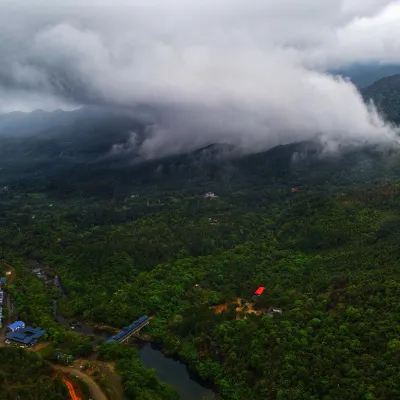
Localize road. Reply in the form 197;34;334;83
53;365;108;400
1;263;109;400
0;264;16;346
63;378;80;400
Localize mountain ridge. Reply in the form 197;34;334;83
361;74;400;123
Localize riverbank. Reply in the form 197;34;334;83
138;341;216;400
1;261;110;400
53;364;108;400
26;262;218;399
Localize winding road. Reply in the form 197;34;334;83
2;263;109;400
53;365;108;400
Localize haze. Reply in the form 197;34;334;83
1;0;400;157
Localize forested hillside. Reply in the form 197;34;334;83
1;80;400;399
1;150;400;399
362;74;400;123
0;348;66;400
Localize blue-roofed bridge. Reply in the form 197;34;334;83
106;316;149;344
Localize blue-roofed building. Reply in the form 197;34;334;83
6;326;47;346
106;315;149;344
0;277;6;285
8;321;25;332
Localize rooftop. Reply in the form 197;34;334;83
106;315;149;343
6;326;47;345
8;321;25;330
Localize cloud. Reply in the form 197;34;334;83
307;1;400;67
0;0;400;157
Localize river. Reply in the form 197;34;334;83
140;343;216;400
34;267;217;399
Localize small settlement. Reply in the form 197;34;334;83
5;320;46;346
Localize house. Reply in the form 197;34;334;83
6;326;47;346
8;321;25;332
268;307;283;316
203;192;218;199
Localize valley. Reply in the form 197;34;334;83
1;160;400;399
0;75;400;399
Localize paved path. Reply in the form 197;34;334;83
53;365;108;400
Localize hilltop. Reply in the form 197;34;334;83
362;74;400;123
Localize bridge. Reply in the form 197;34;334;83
105;315;149;344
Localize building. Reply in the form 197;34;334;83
6;326;47;346
0;277;6;285
106;315;149;344
0;291;4;328
203;192;218;199
8;321;25;332
268;307;283;317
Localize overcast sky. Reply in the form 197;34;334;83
1;0;400;156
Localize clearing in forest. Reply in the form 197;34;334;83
210;303;229;313
211;298;265;318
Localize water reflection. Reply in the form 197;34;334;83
140;343;216;400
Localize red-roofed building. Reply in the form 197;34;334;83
254;287;265;296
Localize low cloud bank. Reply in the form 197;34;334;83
1;1;400;158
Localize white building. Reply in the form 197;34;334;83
203;192;218;199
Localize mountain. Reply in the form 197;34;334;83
1;128;398;200
362;74;400;122
0;108;78;137
330;63;400;88
1;76;400;198
2;107;400;400
0;106;153;138
2;78;400;400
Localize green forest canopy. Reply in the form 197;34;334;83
1;158;400;399
2;90;400;399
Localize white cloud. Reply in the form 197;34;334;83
306;1;400;67
0;0;400;155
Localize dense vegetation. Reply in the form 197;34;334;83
1;155;400;399
1;82;400;399
99;342;179;400
0;347;66;400
362;74;400;123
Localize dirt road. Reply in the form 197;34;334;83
63;378;80;400
53;365;108;400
